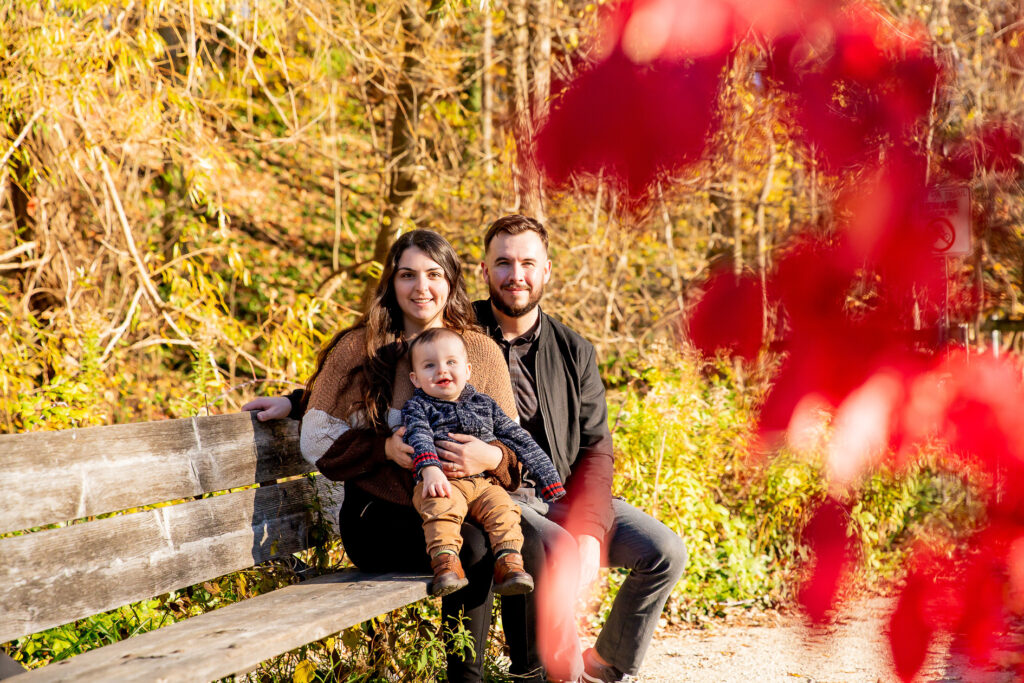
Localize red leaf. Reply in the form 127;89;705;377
889;569;935;682
799;497;854;624
685;268;764;361
535;48;727;200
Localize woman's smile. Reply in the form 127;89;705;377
394;246;451;334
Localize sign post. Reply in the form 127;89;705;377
922;185;971;347
925;185;972;257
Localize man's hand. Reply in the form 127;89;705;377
577;534;602;596
386;427;414;470
436;433;502;478
421;466;451;498
241;396;292;422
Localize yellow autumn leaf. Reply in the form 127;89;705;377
293;659;316;683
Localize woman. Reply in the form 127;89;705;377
244;230;520;682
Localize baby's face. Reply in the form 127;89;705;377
409;335;471;401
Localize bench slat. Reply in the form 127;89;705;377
0;477;343;644
14;572;430;682
0;412;308;535
0;653;26;678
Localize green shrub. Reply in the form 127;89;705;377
610;360;803;618
606;356;980;620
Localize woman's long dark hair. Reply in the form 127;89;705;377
304;230;478;431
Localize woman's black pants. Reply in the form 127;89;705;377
339;484;494;683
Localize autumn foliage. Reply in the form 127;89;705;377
3;0;1024;678
534;0;1024;679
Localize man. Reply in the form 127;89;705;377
465;215;687;683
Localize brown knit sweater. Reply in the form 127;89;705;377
301;327;521;505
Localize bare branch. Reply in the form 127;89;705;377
0;108;43;170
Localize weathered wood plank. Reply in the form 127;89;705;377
0;412;308;534
0;652;26;680
0;477;344;644
14;571;430;682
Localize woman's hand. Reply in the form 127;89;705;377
436;433;502;478
386;426;415;469
242;396;293;422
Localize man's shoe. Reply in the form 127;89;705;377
493;552;534;595
430;552;469;596
581;648;632;683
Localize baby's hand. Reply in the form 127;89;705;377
421;466;451;498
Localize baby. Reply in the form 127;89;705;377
402;327;565;597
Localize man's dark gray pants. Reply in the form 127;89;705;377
503;498;688;681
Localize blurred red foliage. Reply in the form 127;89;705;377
532;0;1024;679
943;121;1024;181
535;48;728;198
766;5;941;173
888;547;960;680
798;497;856;624
685;267;763;361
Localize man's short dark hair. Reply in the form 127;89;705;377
409;327;468;365
483;214;549;252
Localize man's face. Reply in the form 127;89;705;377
481;231;552;319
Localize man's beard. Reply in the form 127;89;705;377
489;281;543;318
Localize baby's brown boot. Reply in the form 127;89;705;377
430;551;469;596
493;552;534;595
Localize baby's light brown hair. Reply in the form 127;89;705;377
408;327;468;366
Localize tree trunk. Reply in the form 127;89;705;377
6;112;35;240
368;0;441;297
156;161;180;263
731;165;743;278
481;7;494;176
510;0;544;221
708;183;731;264
657;184;684;313
756;135;777;339
530;0;551;121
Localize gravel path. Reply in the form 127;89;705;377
616;597;1018;683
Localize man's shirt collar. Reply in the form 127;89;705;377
479;300;542;345
513;313;542;344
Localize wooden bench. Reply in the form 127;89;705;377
0;412;430;681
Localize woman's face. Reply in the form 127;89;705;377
393;246;451;335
